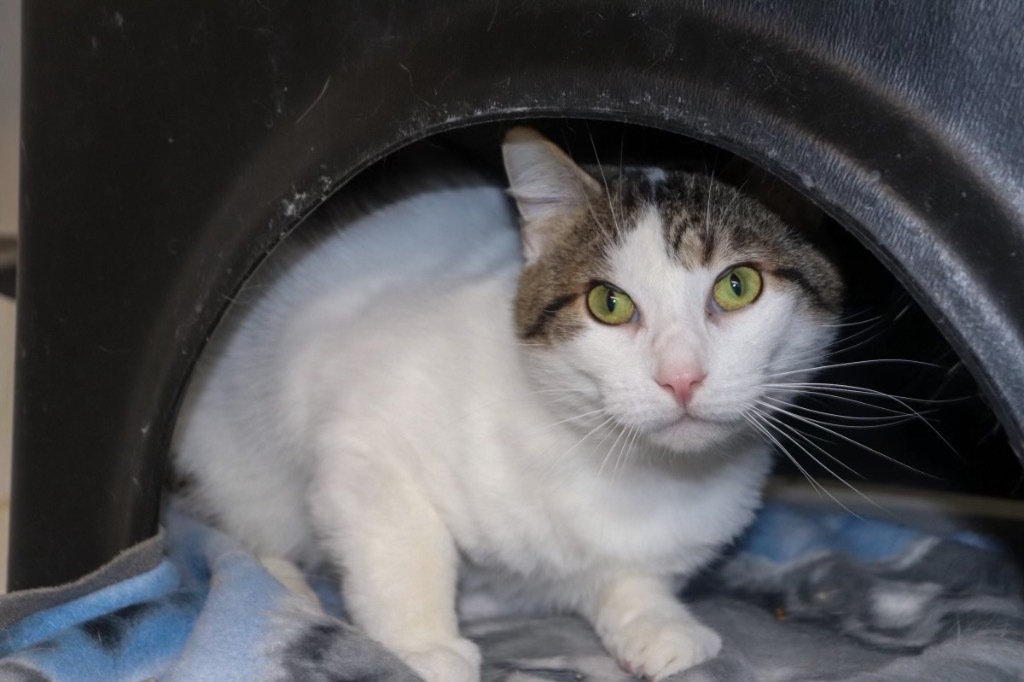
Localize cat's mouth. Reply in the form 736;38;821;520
643;411;746;451
654;411;738;429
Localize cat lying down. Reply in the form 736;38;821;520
174;127;842;680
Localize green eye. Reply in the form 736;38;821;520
587;284;636;325
712;266;763;312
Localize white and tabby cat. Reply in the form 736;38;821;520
173;127;842;681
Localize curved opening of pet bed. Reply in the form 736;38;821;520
210;116;1020;511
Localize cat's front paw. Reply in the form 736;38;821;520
399;637;482;682
605;614;721;680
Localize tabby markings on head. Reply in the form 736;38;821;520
510;162;840;345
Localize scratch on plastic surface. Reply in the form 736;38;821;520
296;77;331;123
487;0;499;31
398;63;441;112
399;63;414;90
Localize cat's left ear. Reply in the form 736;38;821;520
502;127;602;265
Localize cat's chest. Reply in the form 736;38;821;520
454;447;768;579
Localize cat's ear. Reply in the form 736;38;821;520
502;127;602;264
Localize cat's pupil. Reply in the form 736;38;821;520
606;291;618;312
729;273;742;296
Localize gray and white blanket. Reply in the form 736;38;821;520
1;501;1022;681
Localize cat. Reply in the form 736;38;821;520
172;126;843;681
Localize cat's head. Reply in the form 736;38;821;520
503;127;842;457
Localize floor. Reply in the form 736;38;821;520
1;0;21;593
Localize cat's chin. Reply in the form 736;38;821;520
643;414;748;455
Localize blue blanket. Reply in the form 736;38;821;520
2;502;1022;681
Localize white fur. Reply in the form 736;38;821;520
174;176;832;680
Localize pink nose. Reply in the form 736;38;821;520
658;370;706;406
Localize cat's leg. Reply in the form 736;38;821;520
308;454;481;682
259;555;321;607
580;573;721;681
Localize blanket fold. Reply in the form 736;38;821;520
2;503;1021;681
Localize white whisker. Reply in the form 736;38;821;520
538;408;609;431
611;425;632;479
761;395;926;428
747;412;865;518
564;142;603;227
761;382;961;455
565;414;618;465
762;382;960;407
585;122;624;235
618;424;642;478
766;358;944;379
753;405;866;481
820;312;884;328
765;403;939;479
823;324;888;357
599;421;631;478
745;413;832;505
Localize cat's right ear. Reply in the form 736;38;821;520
502;127;602;265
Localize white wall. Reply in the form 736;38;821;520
0;0;22;592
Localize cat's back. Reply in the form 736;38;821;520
269;180;519;307
187;176;521;421
239;180;522;408
173;177;522;556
